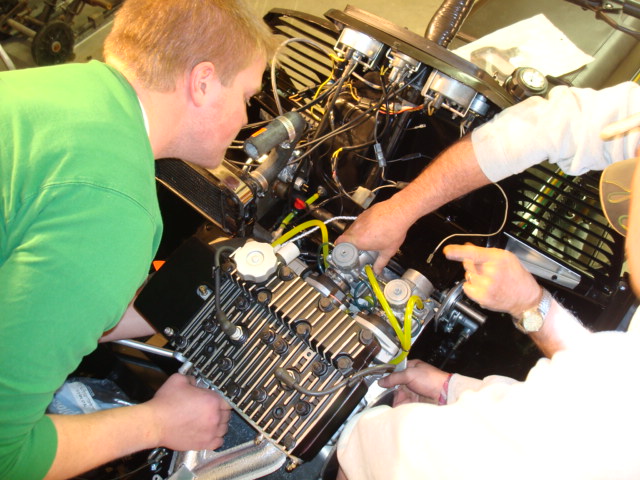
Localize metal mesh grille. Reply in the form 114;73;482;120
507;163;624;288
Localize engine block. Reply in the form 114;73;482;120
137;237;381;463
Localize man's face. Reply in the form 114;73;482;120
185;57;265;169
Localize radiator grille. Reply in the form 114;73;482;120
507;163;625;291
263;9;338;94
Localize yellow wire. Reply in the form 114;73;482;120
314;60;336;100
272;220;329;268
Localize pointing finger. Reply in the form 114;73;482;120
443;244;500;264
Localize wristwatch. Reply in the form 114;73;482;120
512;289;553;333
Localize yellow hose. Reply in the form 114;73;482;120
404;296;423;348
365;265;425;364
364;265;405;343
272;220;329;268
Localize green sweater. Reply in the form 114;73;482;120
0;61;162;479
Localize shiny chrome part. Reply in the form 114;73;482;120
335;28;384;68
386;50;421;86
210;165;254;206
113;339;175;359
505;233;581;289
422;70;491;119
167;440;286;480
401;269;434;299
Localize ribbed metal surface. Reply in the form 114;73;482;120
263;9;338;94
507;163;624;288
174;267;379;461
156;158;227;226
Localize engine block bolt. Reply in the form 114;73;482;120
203;321;215;333
219;356;234;372
318;297;334;312
174;336;188;349
359;328;374;345
256;290;271;304
235;296;250;311
204;343;216;355
335;355;353;372
222;261;234;273
273;406;285;419
260;329;276;345
295;401;311;417
278;265;295;281
311;361;328;376
295;321;311;339
163;327;174;338
197;285;213;300
227;383;242;398
251;388;267;403
273;338;288;355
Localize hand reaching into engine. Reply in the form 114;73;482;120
443;244;542;317
336;198;414;274
146;373;232;451
378;359;450;406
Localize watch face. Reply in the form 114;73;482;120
521;69;545;89
523;311;544;332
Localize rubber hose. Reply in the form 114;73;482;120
424;0;474;48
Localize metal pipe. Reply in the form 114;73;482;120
169;440;287;480
6;17;36;37
113;339;176;358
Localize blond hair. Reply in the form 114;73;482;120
103;0;275;90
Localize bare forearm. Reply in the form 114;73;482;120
45;404;159;479
530;299;590;357
389;135;491;223
100;302;156;343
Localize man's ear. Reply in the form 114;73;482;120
189;61;219;107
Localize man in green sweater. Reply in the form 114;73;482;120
0;0;273;478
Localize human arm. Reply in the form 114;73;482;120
100;300;157;342
338;332;640;480
443;244;590;357
0;184;163;478
337;136;490;272
337;82;640;273
377;359;451;405
44;373;231;479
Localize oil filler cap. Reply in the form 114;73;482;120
234;241;278;283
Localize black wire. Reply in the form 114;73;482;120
290;77;414;167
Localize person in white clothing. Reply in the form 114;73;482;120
336;82;640;480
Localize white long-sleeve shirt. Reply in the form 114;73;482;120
338;331;640;480
337;82;640;479
473;81;640;181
